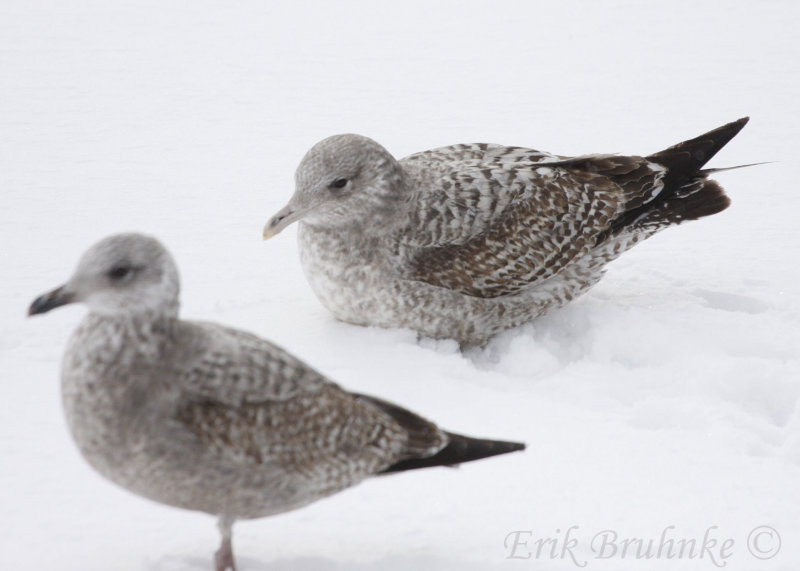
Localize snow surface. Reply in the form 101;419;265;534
2;1;799;570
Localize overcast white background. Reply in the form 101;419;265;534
2;1;799;570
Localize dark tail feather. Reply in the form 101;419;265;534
603;178;730;241
650;179;730;225
380;432;525;474
647;117;749;191
601;118;749;240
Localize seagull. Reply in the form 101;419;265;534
28;233;524;571
264;118;749;346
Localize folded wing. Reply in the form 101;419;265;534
396;145;666;298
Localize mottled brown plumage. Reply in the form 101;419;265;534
265;119;748;345
28;233;525;570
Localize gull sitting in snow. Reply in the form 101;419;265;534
264;118;749;346
28;233;524;571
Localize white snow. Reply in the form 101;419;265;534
2;1;799;570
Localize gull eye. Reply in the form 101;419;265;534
329;178;348;190
108;265;133;280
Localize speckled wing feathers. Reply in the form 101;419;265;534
175;384;414;487
353;394;447;459
171;321;439;482
173;322;327;405
399;144;560;247
395;146;667;298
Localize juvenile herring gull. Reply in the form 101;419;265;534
264;118;749;346
28;233;524;571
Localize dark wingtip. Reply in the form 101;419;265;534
721;117;750;142
380;433;525;474
645;117;751;194
730;116;749;128
648;117;750;165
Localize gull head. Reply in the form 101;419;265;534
29;233;180;318
264;134;406;239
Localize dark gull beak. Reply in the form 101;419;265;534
28;285;76;316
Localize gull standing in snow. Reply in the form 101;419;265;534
264;118;749;346
28;233;524;571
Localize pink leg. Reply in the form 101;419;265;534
214;516;237;571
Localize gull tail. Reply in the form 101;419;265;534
640;117;751;224
356;393;525;474
607;118;751;236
